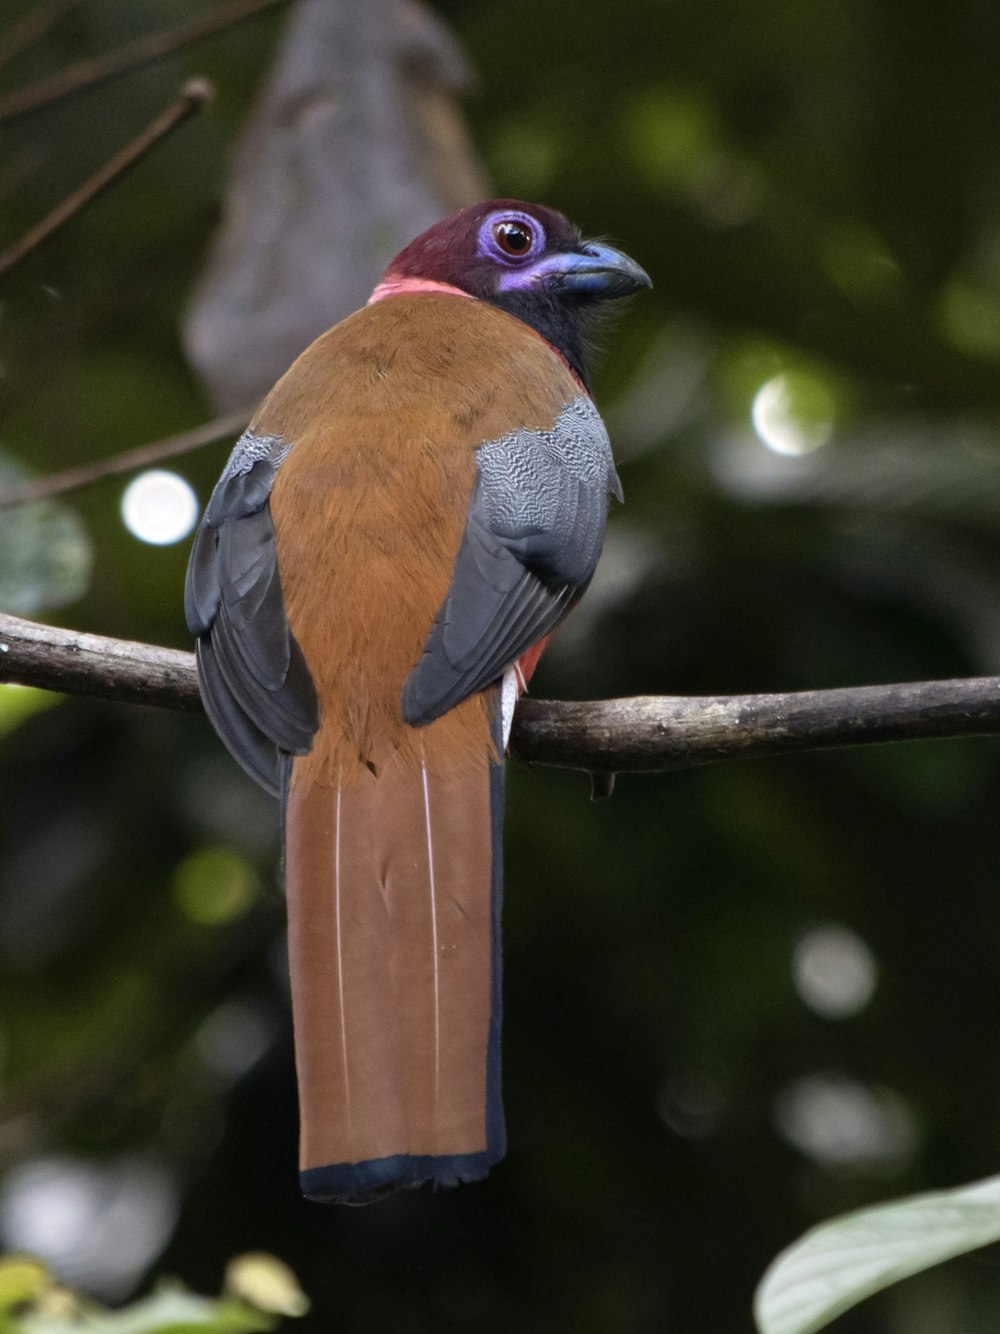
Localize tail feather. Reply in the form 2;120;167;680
284;726;504;1203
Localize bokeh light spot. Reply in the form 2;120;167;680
0;1156;178;1299
120;470;198;545
196;999;277;1079
172;846;258;926
793;923;878;1019
658;1067;728;1139
623;87;721;195
774;1075;919;1172
751;372;835;456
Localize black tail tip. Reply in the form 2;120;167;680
300;1149;499;1205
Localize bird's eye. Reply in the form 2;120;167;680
493;220;534;257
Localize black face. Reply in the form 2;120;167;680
383;200;651;388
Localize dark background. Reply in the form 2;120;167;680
3;1;1000;1330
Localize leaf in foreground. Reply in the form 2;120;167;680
224;1255;309;1319
11;1251;309;1334
754;1171;1000;1334
22;1286;274;1334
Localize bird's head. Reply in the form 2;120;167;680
372;199;651;387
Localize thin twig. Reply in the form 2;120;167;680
0;0;290;123
0;79;214;283
0;0;86;73
2;612;1000;775
0;408;251;510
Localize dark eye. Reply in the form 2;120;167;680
493;220;534;256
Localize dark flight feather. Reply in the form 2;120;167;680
184;444;319;790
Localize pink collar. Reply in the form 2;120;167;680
366;273;589;394
367;276;473;305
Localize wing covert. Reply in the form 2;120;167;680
402;397;621;726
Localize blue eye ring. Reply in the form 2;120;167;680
478;210;544;265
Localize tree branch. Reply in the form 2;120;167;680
0;0;289;124
0;614;200;711
0;80;214;283
0;0;86;73
0;407;250;510
2;612;999;774
512;685;1000;773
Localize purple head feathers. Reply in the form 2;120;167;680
376;199;650;387
382;200;579;296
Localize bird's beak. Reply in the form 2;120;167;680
526;241;652;300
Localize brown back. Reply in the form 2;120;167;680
264;293;581;788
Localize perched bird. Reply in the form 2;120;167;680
185;200;649;1203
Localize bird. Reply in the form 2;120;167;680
185;199;650;1204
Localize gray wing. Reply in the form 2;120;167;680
402;397;622;726
184;430;319;796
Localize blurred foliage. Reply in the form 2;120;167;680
0;457;92;615
0;1250;307;1334
3;0;1000;1332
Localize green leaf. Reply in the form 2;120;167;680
754;1172;1000;1334
0;1257;52;1311
224;1255;309;1319
22;1286;277;1334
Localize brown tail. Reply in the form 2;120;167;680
282;736;505;1203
